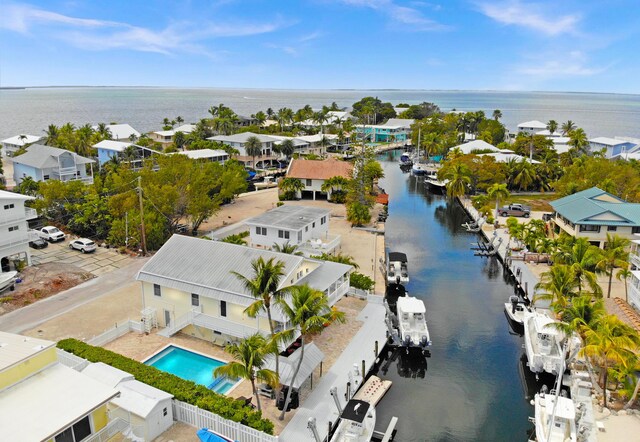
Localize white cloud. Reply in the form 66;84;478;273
299;31;323;42
340;0;448;31
476;0;580;36
0;2;286;55
514;51;608;80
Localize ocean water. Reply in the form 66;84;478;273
374;153;536;441
1;88;639;140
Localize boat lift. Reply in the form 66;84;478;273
471;231;502;257
462;216;486;233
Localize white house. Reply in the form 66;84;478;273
628;235;640;311
82;362;174;442
0;190;37;271
136;235;352;342
477;151;540;164
286;158;353;200
517;120;547;135
208;132;279;168
245;204;340;256
588;137;638;158
94;124;141;141
92;140;161;168
1;134;42;157
12;144;95;185
174;149;229;163
550;136;572;154
149;124;197;148
452;139;500;155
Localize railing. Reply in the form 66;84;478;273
192;312;267;340
630;252;640;270
158;311;195;337
328;280;350;305
298;234;342;256
84;418;131;442
24;207;38;220
173;399;279;442
56;349;90;371
348;286;370;300
87;320;143;346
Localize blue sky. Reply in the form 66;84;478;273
1;0;639;93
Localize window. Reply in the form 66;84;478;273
579;224;600;233
278;230;289;239
607;226;617;231
191;293;200;307
312;222;315;228
163;407;168;417
320;216;326;225
633;227;640;234
298;231;302;241
3;203;14;210
220;300;227;317
255;226;267;235
43;174;50;180
8;226;19;232
306;179;312;186
305;226;309;232
55;415;92;442
153;284;161;297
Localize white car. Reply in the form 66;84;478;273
37;226;66;242
69;238;97;253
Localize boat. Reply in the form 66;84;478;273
399;152;413;167
330;399;376;442
523;310;565;375
424;173;448;193
532;387;577;442
504;295;531;327
387;251;409;285
395;295;432;352
0;271;17;292
254;176;277;189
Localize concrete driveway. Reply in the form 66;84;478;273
30;239;133;276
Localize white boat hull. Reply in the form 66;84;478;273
533;392;577;442
396;296;431;350
0;271;18;292
330;400;376;442
523;311;564;375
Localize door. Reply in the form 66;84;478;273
164;309;171;327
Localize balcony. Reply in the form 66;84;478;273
629;273;640;311
298;234;341;257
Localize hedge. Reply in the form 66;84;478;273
349;272;374;291
57;339;274;434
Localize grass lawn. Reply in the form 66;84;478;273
505;193;556;212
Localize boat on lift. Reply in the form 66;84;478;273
330;399;376;442
523;310;565;375
386;251;409;285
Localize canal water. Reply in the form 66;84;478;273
373;150;533;442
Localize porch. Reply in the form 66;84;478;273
297;234;341;257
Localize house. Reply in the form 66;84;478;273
286;158;353;200
611;152;640;161
208;132;279;168
628;235;640;311
236;115;259;127
136;235;352;342
82;362;174;441
0;331;119;442
356;118;414;143
452;139;500;155
0;190;37;271
517;120;547;135
477;151;541;164
94;123;141;141
245;204;340;256
550;187;640;248
588;137;637;158
293;134;338;156
1;134;42;157
550;136;572;154
174;149;229;163
149;124;196;148
12;144;95;185
92;140;161;168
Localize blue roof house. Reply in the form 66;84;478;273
12;144;95;185
550;187;640;248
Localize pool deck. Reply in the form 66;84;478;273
280;299;387;440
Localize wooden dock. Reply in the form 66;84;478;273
353;375;392;406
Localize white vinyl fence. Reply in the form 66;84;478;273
87;319;144;346
173;400;279;442
57;349;89;371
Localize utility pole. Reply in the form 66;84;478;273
137;176;147;256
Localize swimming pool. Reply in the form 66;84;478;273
144;345;239;395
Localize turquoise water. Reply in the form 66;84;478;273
145;346;237;395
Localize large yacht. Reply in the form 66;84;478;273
523;310;565;375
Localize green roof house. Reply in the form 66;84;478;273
550;187;640;248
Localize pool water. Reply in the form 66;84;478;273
145;346;238;395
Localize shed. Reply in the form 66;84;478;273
82;362;134;388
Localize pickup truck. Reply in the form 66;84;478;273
500;204;531;218
36;226;66;242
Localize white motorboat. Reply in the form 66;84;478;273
0;271;17;292
524;310;565;375
533;388;577;442
504;295;531;326
254;176;277;189
330;399;376;442
387;252;409;285
399;153;413;167
396;295;432;351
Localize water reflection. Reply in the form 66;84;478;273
377;347;429;379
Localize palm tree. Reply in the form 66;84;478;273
442;163;471;199
276;285;345;420
553;237;602;296
173;131;186;150
534;265;579;309
176;116;184;125
568;128;589;155
492;109;502;121
546;120;558;135
553;295;604;337
233;257;288;379
597;234;630;298
617;266;633;303
321;176;350;202
582;314;640;408
279;177;304;198
278;139;295;160
487;183;510;220
213;334;278;411
272;241;303;255
561;120;577;136
244;136;262;169
513;159;538;191
43;124;60;146
312;252;359;269
96;123;112;140
254;111;267;127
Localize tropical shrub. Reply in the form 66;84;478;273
57;339;274;434
346;201;371;226
350;272;374;290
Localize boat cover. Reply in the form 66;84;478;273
341;399;371;424
397;296;426;314
388;252;407;263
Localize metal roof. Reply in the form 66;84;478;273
209;132;277;144
296;260;351;292
0;189;34;202
81;362;134;388
245;205;330;231
93;140;133;152
453;139;499;154
1;134;42;146
517;120;546;129
111;379;173;418
265;342;324;389
551;187;640;226
176;149;228;160
589;137;633;146
0;331;54;370
93;124;140;140
12;144;95;168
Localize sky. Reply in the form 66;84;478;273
1;0;640;93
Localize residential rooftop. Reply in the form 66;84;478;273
208;132;277;144
0;189;34;202
12;144;94;168
93;139;133;152
1;134;42;146
551;187;640;226
175;149;228;160
589;137;634;146
93;123;140;140
453;139;499;154
0;331;54;370
287;158;353;180
517;120;546;129
245;205;330;231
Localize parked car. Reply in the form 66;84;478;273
36;226;66;242
499;204;531;218
69;238;97;253
29;237;49;249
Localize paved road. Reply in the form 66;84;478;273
0;257;149;334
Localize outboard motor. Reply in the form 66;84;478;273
510;295;519;314
404;334;412;346
540;384;549;397
420;335;428;347
396;275;401;284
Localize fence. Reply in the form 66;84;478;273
84;418;131;442
173;400;279;442
347;286;370;300
87;319;144;346
56;348;89;371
